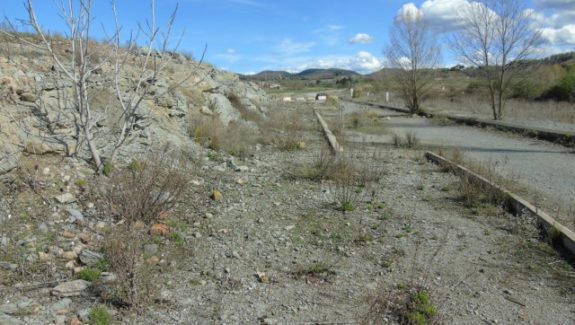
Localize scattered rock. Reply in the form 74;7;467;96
146;256;160;265
38;252;52;262
66;208;84;223
55;193;76;204
19;92;36;102
200;105;213;116
150;223;170;236
78;233;93;244
70;316;82;325
51;280;91;297
0;236;9;247
133;221;146;231
236;178;247;185
0;262;17;271
62;251;78;261
255;271;269;284
144;244;159;254
211;190;223;202
259;316;279;325
77;309;90;322
79;250;103;266
51;298;72;314
62;231;77;239
37;223;49;233
100;272;117;283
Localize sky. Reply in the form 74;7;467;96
1;0;574;74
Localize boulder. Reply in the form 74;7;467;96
208;93;241;126
51;280;90;297
79;250;103;266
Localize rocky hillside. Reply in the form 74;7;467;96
0;37;269;175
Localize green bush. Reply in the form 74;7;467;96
77;267;101;282
102;162;114;177
511;79;544;100
407;290;436;325
89;305;113;325
543;73;575;102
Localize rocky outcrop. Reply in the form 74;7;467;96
207;93;242;126
0;41;269;167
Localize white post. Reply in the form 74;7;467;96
385;91;389;103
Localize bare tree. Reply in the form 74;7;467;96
385;8;440;114
451;0;541;120
13;0;182;172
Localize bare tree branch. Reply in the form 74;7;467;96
385;10;440;114
451;0;542;120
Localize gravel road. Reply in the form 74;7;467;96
341;101;575;227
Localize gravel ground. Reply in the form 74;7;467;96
339;101;575;231
1;103;574;324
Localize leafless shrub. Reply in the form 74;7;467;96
287;147;335;181
258;107;312;150
190;114;257;158
327;149;385;212
405;132;420;149
104;148;191;225
437;152;513;210
392;132;420;149
101;224;156;311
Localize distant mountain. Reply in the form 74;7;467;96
297;68;360;79
242;68;359;81
244;70;292;81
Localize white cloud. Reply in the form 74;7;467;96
284;51;383;74
349;33;374;44
399;0;575;50
397;3;422;22
541;24;575;45
226;48;237;54
420;0;473;29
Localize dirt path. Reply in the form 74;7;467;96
340;101;575;228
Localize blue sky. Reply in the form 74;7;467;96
2;0;574;74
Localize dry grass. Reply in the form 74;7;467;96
435;148;516;212
347;111;389;135
424;96;575;125
393;132;421;149
328;150;385;212
103;148;191;225
289;146;385;211
360;284;439;325
259;106;314;151
189;114;257;158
